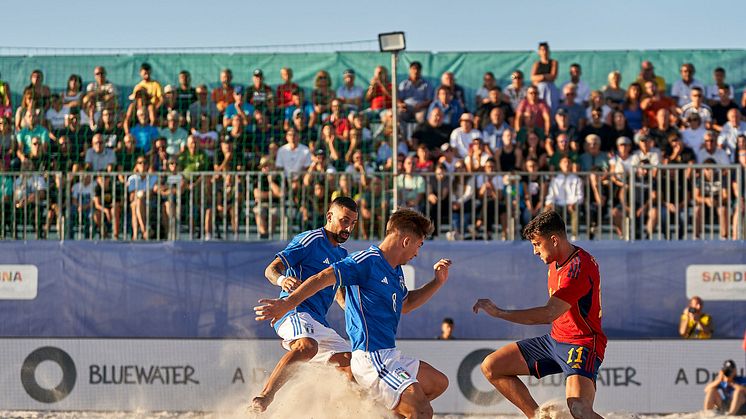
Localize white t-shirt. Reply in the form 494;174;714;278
561;80;590;104
681;126;706;151
336;85;364;111
276;143;312;176
696;148;730;165
670;79;704;107
449;127;482;158
45;107;69;131
72;181;96;204
704;84;734;102
84;148;117;171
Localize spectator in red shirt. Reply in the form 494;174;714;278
276;67;299;110
515;86;551;136
211;68;234;114
364;65;392;113
641;80;676;129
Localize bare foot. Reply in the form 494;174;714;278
250;394;273;413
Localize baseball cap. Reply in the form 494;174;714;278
163;85;174;94
440;143;453;152
409;61;422;70
633;132;649;144
314;148;326;157
616;136;632;146
343;68;355;76
459;113;474;122
556;108;568;116
292;108;303;119
258;156;273;168
233;85;243;95
253;69;263;77
724;360;737;370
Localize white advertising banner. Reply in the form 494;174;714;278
686;264;746;300
0;264;38;300
0;339;741;414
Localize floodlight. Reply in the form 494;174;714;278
378;32;406;53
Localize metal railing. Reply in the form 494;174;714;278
0;165;742;242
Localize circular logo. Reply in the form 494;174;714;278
457;349;504;406
21;346;77;403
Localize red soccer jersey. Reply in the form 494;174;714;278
548;246;607;360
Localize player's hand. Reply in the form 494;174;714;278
473;298;502;318
280;276;301;292
433;258;452;283
254;298;292;326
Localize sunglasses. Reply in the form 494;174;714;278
136;160;147;164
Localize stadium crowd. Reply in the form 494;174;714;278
0;42;745;241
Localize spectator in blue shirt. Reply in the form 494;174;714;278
397;61;434;123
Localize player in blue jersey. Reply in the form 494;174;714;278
255;208;451;419
250;197;359;413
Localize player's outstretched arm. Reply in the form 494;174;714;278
264;257;301;292
473;296;570;325
402;259;451;314
255;266;336;324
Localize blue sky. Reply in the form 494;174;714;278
4;0;745;53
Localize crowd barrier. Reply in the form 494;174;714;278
1;164;744;242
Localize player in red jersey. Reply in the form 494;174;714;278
473;210;606;418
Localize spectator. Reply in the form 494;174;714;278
623;82;644;132
641;80;676;129
131;62;162;110
530;42;560;112
556;84;586;130
157;156;183;240
0;116;17;170
586;90;613;123
303;148;336;188
437;318;455;340
427;163;451;237
397;61;433;123
310;70;333;118
437;143;460;173
697;130;730;165
276;127;311;178
711;84;739;132
474;86;513;130
92;173;121;240
17;112;50;163
23;69;51;109
705;67;734;106
124;87;155;134
475;71;497;109
14;159;47;234
630;159;660;239
413;144;434;173
62;74;83;110
521;157;548;226
679;296;713;338
159;110;188;157
70;170;96;234
649;108;678;149
680;87;713;127
427;86;463;130
336;69;363;112
15;91;38;131
704;359;746;415
560;63;590;106
693;159;730;239
250;110;280;156
635;60;666;94
345;149;372;184
175;70;196;118
192;114;218;159
156;85;180;127
495;130;523;172
211;68;235;114
448;166;476;240
395;155;425;213
439;71;467;112
179;135;208;173
663;131;697;164
84;134;116;171
671;63;704;108
505;70;528;110
631;132;661;166
550;108;580;154
0;72;12;118
681;113;706;151
411;107;451;154
252;156;282;239
547;133;578;172
718;109;746;161
130;108;159;154
288;106;318;146
364;65;392;114
45;94;69;132
579;134;610;172
84;66;118;114
482;107;511;151
117;134;139;173
54;111;94;170
732;147;746;239
545;155;583;239
276;67;299;110
475;158;506;238
357;175;388;239
223;86;254;129
450;113;482;158
93;108;123;150
188;84;219;131
515;85;551;137
149;137;170;173
283;90;314;132
602;70;625;109
127;156;159;240
580;107;615;152
464;137;492;173
521;130;548;170
609;111;634;146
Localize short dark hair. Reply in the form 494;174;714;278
442;317;454;325
570;63;581;70
691;86;703;94
330;196;358;214
522;210;566;240
386;208;434;239
714;67;726;74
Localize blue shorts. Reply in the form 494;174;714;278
516;334;602;382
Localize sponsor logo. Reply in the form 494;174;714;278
89;365;199;385
323;258;330;264
686;265;746;300
457;349;504;406
0;264;38;300
394;367;411;381
381;276;388;284
21;347;77;403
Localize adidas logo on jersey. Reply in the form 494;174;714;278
323;258;330;264
381;276;388;284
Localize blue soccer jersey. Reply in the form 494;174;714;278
332;246;408;352
274;228;348;331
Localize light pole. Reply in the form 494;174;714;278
378;31;406;211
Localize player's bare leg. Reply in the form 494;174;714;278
328;351;353;381
251;337;319;412
565;375;603;419
416;361;448;401
480;343;539;417
393;382;433;419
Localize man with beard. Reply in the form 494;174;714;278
251;197;359;413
